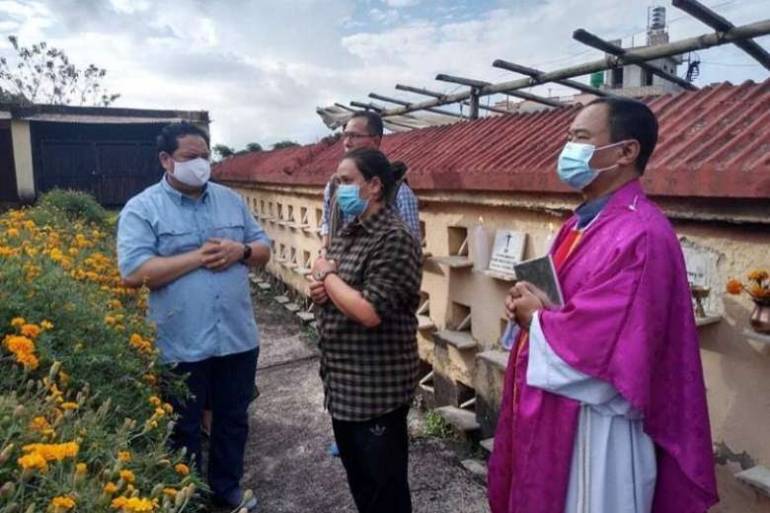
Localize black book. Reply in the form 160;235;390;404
513;254;564;306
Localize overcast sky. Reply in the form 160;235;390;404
1;0;768;149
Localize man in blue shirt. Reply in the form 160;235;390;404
321;111;420;248
117;122;270;512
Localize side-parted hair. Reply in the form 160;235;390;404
156;122;210;155
346;111;384;138
585;97;658;173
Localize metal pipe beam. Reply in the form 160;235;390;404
333;102;357;112
350;101;384;112
573;29;697;90
368;93;466;118
397;84;511;114
672;0;770;71
436;73;563;107
493;59;612;96
379;19;770;117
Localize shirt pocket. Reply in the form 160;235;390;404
208;223;245;243
157;227;201;256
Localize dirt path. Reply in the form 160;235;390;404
239;290;490;513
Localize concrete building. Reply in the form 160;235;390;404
215;79;770;512
0;103;208;205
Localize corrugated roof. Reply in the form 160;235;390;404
214;80;770;199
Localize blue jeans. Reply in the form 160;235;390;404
167;347;259;497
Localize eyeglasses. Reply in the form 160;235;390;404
342;131;374;139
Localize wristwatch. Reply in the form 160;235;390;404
314;268;337;282
241;243;252;262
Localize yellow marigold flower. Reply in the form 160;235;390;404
50;496;76;511
59;370;70;386
17;452;48;472
118;451;132;462
162;403;174;414
103;482;119;494
748;270;769;282
10;317;26;328
162;488;177;498
6;228;19;237
174;463;190;476
76;462;87;476
142;374;157;385
41;320;54;330
121;497;157;512
111;496;129;509
148;396;162;407
20;324;41;338
22;442;79;461
29;416;52;432
61;402;79;411
119;469;135;483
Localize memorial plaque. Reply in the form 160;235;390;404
488;230;526;276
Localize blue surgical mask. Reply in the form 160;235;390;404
336;183;369;217
557;141;625;190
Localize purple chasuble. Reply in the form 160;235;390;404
488;180;718;513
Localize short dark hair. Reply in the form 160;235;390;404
347;111;384;138
343;148;395;202
585;97;658;173
156;122;210;155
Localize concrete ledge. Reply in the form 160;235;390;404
735;465;770;497
427;256;473;269
434;330;478;351
477;350;509;371
480;438;494;454
285;303;301;313
461;459;488;480
297;312;315;323
417;315;436;331
274;295;290;304
257;283;271;291
435;406;480;432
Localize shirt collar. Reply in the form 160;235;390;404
344;206;392;236
161;174;209;205
574;194;611;229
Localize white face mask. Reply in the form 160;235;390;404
171;158;211;187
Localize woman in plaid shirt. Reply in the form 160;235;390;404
310;148;422;513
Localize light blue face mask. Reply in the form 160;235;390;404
557;141;626;190
336;183;369;217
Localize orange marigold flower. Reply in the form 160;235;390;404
103;482;119;494
4;335;34;354
119;469;135;483
726;278;743;295
60;402;79;411
20;324;41;338
748;270;769;282
148;396;162;407
50;495;76;511
15;351;39;370
118;451;132;462
174;463;190;476
162;488;177;498
29;416;52;432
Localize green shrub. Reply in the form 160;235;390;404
0;198;203;512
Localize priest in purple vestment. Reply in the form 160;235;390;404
487;97;718;513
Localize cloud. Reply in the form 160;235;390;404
0;0;766;150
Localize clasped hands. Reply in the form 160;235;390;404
199;238;244;272
308;256;337;305
505;281;553;330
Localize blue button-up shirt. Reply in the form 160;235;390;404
117;177;270;364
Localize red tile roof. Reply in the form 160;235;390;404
214;80;770;199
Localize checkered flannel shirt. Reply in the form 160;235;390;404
317;207;422;421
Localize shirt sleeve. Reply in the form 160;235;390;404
320;182;332;236
395;184;421;241
240;198;271;246
361;228;421;319
117;202;158;278
526;311;620;406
